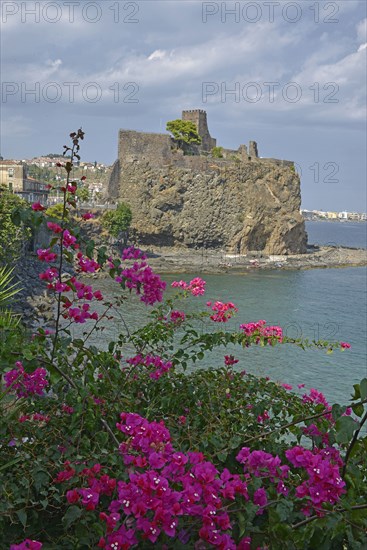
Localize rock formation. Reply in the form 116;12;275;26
107;111;307;254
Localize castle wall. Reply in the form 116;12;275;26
119;130;173;167
107;159;120;199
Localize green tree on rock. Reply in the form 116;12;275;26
166;120;202;150
101;202;132;240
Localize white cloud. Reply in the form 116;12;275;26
148;50;166;61
356;18;367;42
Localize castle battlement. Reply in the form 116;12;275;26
182;109;207;114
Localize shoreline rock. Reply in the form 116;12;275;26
142;245;367;274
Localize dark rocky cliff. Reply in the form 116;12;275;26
112;159;307;255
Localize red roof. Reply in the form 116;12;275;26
0;160;22;165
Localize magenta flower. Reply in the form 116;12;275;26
66;489;80;504
10;540;42;550
253;487;268;507
4;362;49;398
31;202;45;211
224;355;239;366
240;320;283;343
170;310;186;324
122;246;147;261
340;342;351;349
237;537;252;549
39;267;58;282
171;277;206;296
37;248;57;262
63;230;77;248
47;221;63;233
208;301;238;322
76;253;100;273
81;212;94;220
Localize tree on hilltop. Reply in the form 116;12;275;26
166;119;201;149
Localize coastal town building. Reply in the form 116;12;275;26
0;160;49;203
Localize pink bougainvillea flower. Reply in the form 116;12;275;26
81;212;94;220
171;277;206;296
62;229;77;248
122;246;147;261
240;320;283;343
37;248;57;262
4;362;49;398
47;221;63;233
208;301;238;323
170;310;186;324
340;342;351;349
224;355;239;366
31;202;45;211
10;540;43;550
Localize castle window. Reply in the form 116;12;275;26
8;168;14;177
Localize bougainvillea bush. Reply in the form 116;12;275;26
1;131;366;550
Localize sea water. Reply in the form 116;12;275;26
73;221;367;406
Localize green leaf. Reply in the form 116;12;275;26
16;509;27;527
351;384;361;400
331;404;343;421
33;468;49;491
360;378;367;401
62;505;82;529
23;349;34;361
40;499;49;509
276;500;294;522
216;451;228;463
236;511;247;538
11;209;21;226
352;402;365;417
0;457;22;472
86;239;95;259
335;416;358;444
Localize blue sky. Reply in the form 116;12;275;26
1;0;366;211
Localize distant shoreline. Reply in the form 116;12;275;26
304;219;366;223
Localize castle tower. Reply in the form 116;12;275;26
182;110;216;152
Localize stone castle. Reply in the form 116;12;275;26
107;110;307;254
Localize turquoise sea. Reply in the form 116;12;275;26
76;221;367;407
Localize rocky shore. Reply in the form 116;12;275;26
144;245;367;274
10;246;366;327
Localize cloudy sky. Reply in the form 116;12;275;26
1;0;366;211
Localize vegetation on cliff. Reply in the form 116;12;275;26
101;202;132;238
